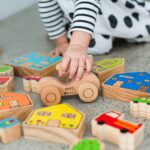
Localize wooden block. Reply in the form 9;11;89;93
0;77;14;92
102;72;150;102
23;103;86;145
130;97;150;119
0;117;21;143
0;92;33;121
92;58;125;83
23;76;41;93
70;138;105;150
39;72;100;106
0;65;14;76
6;52;62;77
92;111;144;150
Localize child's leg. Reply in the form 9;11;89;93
87;33;113;55
95;0;150;44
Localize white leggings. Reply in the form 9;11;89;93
57;0;150;54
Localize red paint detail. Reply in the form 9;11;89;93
9;120;14;123
24;76;41;81
95;111;142;134
0;77;11;85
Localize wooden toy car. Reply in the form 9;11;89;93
0;92;33;121
70;138;105;150
6;52;62;77
92;58;125;83
92;111;144;150
39;72;100;106
130;97;150;119
23;104;86;145
0;117;21;143
0;76;14;92
102;72;150;102
23;76;41;93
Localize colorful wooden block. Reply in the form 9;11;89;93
0;92;33;121
0;65;14;76
130;97;150;119
23;76;41;93
102;72;150;102
0;117;21;143
23;103;86;145
0;77;14;92
70;138;105;150
92;111;144;150
92;58;125;83
39;72;100;106
6;52;62;77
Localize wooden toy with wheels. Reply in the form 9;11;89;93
39;72;100;106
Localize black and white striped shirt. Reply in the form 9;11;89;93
38;0;100;39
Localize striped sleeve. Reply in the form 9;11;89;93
70;0;101;36
38;0;66;40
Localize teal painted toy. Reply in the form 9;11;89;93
130;97;150;119
6;52;62;77
0;118;21;143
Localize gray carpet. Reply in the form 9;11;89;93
0;4;150;150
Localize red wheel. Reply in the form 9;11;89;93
40;86;61;106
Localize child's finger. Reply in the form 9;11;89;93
69;59;78;79
86;55;93;73
76;59;85;80
59;56;70;77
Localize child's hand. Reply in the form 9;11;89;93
59;45;93;80
50;42;69;56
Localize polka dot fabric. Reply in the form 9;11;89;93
39;0;150;54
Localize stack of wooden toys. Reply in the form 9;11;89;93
0;51;148;150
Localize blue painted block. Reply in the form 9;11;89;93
0;118;19;129
104;72;150;93
8;52;62;71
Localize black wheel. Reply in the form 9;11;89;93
97;121;105;125
120;128;128;133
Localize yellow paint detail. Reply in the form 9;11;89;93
26;104;83;129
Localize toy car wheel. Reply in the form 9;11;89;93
78;82;98;102
120;128;128;134
40;86;61;106
97;121;105;125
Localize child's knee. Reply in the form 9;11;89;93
87;35;113;55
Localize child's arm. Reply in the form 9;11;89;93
60;0;100;79
38;0;68;54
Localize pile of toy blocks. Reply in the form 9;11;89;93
0;51;149;150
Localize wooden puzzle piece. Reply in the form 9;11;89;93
23;76;41;93
92;58;125;83
23;104;86;145
39;72;100;106
0;77;14;92
0;65;14;76
130;97;150;119
6;52;62;77
70;138;105;150
0;92;33;121
92;111;144;150
102;72;150;102
0;117;21;143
